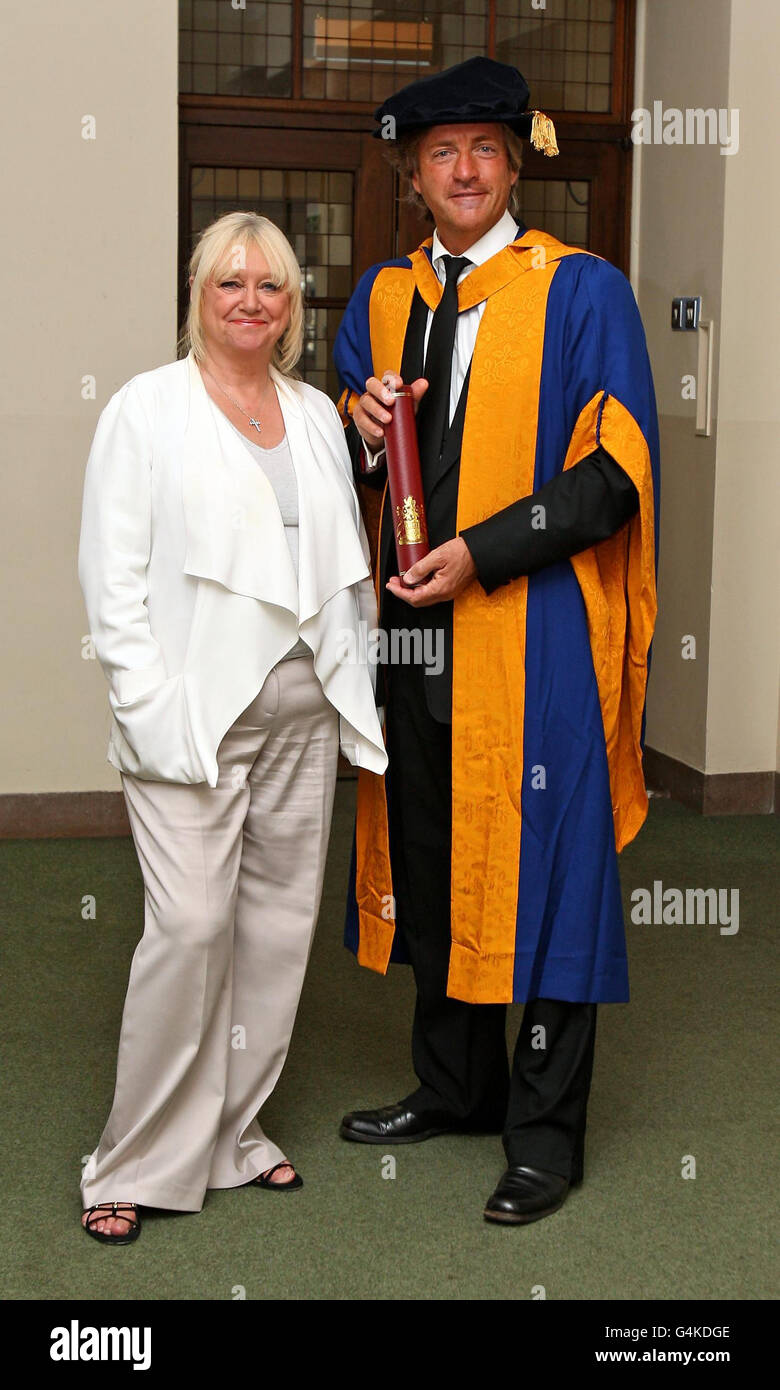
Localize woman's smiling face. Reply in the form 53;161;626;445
194;243;291;360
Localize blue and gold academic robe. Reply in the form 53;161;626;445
335;229;660;1005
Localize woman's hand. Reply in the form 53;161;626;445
353;372;429;451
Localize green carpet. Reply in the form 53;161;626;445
1;789;776;1300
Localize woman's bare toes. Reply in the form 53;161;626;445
261;1163;296;1184
82;1203;138;1237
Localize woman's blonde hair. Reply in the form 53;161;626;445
384;125;524;221
180;211;304;376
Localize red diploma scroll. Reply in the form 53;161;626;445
383;387;430;580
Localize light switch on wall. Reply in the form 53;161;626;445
672;296;701;330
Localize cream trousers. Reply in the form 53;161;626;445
80;654;339;1212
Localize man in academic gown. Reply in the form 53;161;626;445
333;57;660;1224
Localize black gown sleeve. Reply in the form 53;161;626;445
459;446;639;595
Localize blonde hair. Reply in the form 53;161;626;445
180;211;304;376
384;125;524;222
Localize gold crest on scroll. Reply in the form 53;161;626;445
395;496;428;546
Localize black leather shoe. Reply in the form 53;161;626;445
483;1164;580;1225
339;1102;458;1144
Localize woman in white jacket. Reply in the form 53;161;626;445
78;211;386;1243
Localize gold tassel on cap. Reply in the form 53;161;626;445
530;110;559;157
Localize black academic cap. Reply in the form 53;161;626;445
373;56;559;155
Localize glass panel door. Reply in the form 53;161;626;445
190;164;354;394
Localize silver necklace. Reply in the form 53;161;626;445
202;364;272;434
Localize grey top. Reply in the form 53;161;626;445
229;421;310;662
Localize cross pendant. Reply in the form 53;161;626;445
249;417;262;433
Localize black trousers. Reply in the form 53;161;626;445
384;622;598;1181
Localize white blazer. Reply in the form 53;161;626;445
78;350;387;786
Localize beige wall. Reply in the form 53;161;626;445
633;0;730;772
0;0;178;793
635;0;780;777
706;0;780;773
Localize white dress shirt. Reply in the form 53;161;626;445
364;208;520;466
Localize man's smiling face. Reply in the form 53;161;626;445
410;122;519;253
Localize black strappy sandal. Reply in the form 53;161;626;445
83;1201;142;1244
251;1161;303;1191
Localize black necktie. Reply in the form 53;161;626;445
416;254;471;480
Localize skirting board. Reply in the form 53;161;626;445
0;762;360;839
0;751;775;839
643;747;778;816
